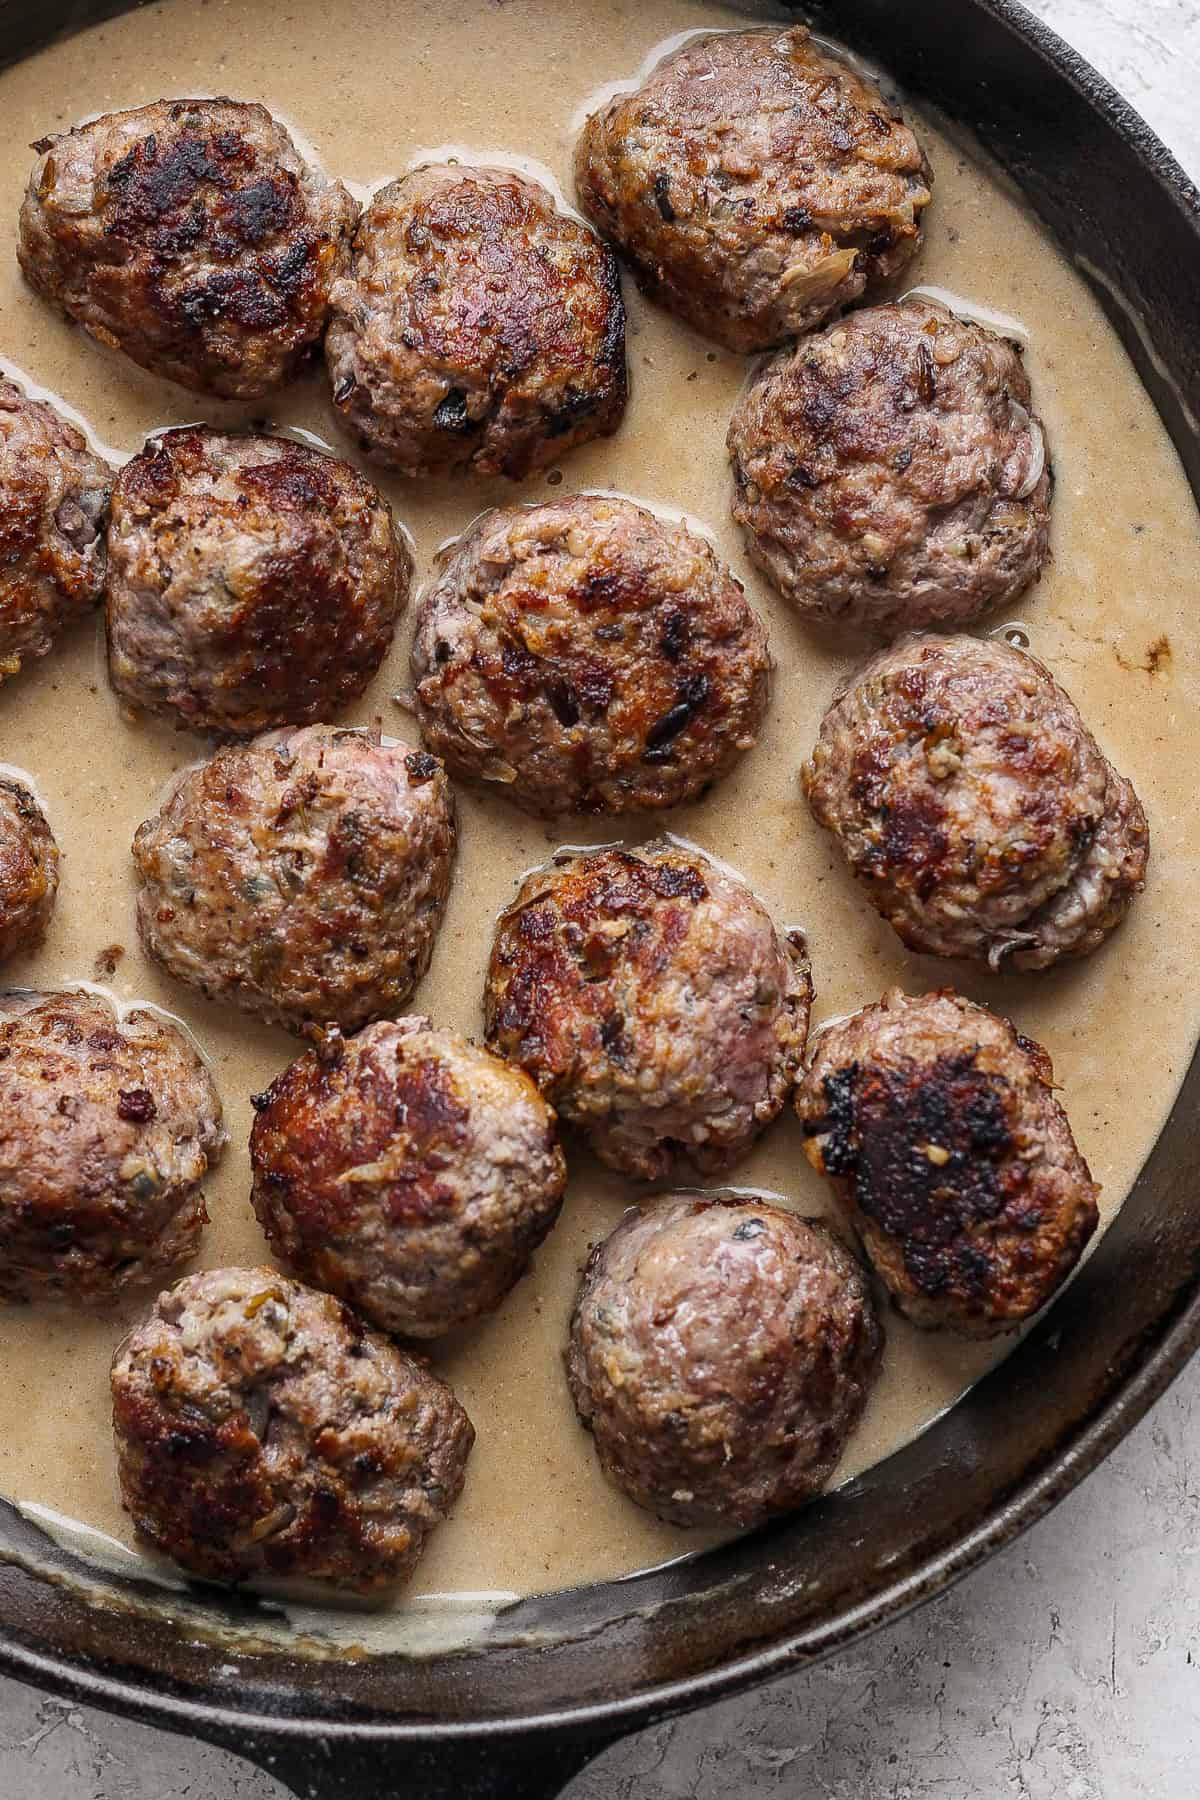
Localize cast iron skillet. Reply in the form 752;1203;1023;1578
0;1;1197;1794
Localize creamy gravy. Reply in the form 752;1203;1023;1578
0;0;1196;1617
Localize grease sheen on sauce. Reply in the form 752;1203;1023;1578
0;0;1196;1614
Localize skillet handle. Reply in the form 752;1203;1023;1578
243;1731;616;1798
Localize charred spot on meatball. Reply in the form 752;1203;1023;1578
18;98;358;398
106;427;409;738
325;163;627;478
484;841;811;1180
566;1194;883;1527
0;778;59;962
0;379;110;681
0;989;223;1302
574;26;931;354
132;726;456;1035
111;1266;473;1588
728;299;1052;634
250;1016;566;1337
410;495;770;816
796;988;1099;1334
802;632;1148;970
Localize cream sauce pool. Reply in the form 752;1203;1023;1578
0;0;1196;1621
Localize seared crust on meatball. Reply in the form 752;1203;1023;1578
575;26;931;354
250;1017;566;1338
411;495;770;815
325;164;627;478
802;633;1149;969
0;379;110;680
566;1194;882;1527
796;989;1099;1335
106;427;409;738
133;726;456;1035
19;99;358;398
728;299;1052;632
0;989;223;1303
484;842;811;1180
111;1266;473;1588
0;779;59;962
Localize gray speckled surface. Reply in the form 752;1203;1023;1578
2;1;1198;1794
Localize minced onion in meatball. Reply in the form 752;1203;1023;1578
574;26;931;354
0;778;59;962
0;379;110;680
410;495;770;815
19;98;357;398
106;427;409;738
133;726;455;1035
111;1266;474;1589
796;988;1099;1335
325;163;627;478
0;989;223;1303
484;841;811;1180
566;1194;882;1527
803;633;1149;970
250;1017;566;1338
728;299;1052;633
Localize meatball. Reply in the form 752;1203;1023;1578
0;989;223;1302
106;427;408;738
574;26;931;354
249;1017;566;1338
325;163;626;478
0;378;110;680
566;1194;882;1527
133;726;455;1035
410;495;770;815
19;98;357;398
796;988;1099;1335
111;1266;473;1588
802;633;1148;970
0;778;59;962
728;299;1052;633
484;842;811;1180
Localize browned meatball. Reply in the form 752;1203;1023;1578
0;989;223;1303
0;778;59;961
133;726;456;1035
325;163;626;478
19;99;357;399
410;495;770;815
249;1017;566;1338
728;299;1052;633
575;27;931;354
106;427;408;738
111;1266;473;1588
484;842;811;1181
0;379;110;679
566;1194;882;1527
796;988;1099;1335
802;634;1148;970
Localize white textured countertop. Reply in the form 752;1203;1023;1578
2;2;1199;1795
